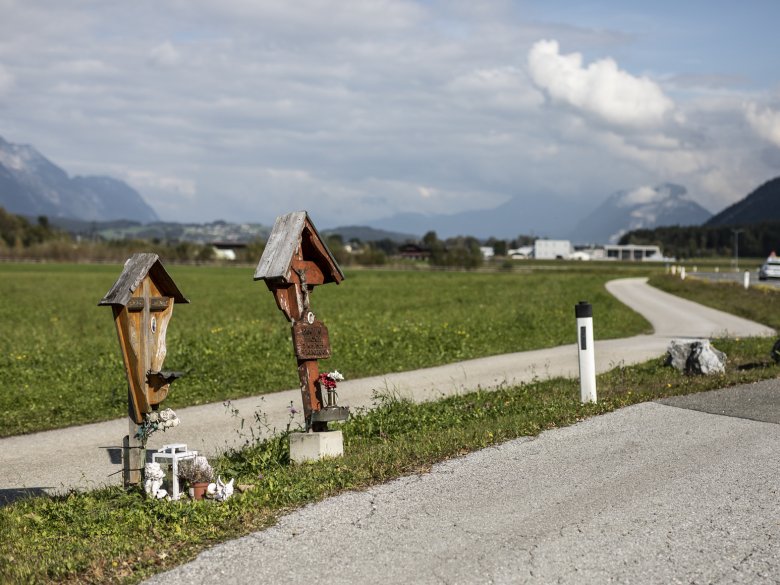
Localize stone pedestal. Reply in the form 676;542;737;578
289;430;344;463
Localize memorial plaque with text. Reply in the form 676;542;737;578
292;320;331;360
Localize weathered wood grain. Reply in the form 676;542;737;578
254;211;306;283
99;252;188;306
253;211;344;285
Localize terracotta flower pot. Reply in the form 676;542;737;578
189;481;210;501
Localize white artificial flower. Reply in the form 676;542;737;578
159;408;176;421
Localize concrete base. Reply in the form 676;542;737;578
289;430;344;463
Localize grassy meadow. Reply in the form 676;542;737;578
0;262;652;437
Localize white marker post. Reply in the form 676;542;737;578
744;270;750;289
575;301;597;404
680;266;686;280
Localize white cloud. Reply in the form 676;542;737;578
125;170;196;199
528;39;674;128
744;102;780;148
189;0;424;35
418;185;434;198
447;66;543;111
621;186;660;206
148;41;181;68
55;59;111;75
0;64;14;95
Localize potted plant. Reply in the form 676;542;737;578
178;455;214;500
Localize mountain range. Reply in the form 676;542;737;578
705;177;780;226
567;183;712;244
370;190;589;240
0;136;158;222
2;135;777;244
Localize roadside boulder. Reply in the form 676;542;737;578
666;340;726;375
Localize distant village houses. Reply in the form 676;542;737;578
398;243;431;261
210;241;247;261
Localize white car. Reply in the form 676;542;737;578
758;255;780;280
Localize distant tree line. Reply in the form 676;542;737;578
619;221;780;258
2;205;538;269
422;231;483;269
0;208;65;247
324;234;394;267
0;207;264;263
325;231;540;269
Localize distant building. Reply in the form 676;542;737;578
480;246;495;260
571;246;606;261
507;246;534;259
534;239;572;260
604;244;664;261
211;241;247;261
568;250;592;261
398;243;430;261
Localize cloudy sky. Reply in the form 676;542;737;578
2;0;779;228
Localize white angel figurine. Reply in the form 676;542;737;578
144;462;168;499
207;476;235;501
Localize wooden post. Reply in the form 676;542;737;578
298;358;326;431
123;417;143;486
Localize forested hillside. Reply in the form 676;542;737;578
619;221;780;258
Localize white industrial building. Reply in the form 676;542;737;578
534;239;573;260
480;246;495;260
507;246;534;259
603;244;664;261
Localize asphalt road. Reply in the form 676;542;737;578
146;379;780;585
0;278;774;505
690;270;780;289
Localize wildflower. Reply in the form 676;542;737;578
287;401;299;415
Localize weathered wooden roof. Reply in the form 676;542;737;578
98;253;189;306
254;211;344;285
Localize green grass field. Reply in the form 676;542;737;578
0;262;651;436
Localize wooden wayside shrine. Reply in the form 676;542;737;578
99;253;189;485
254;211;347;431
